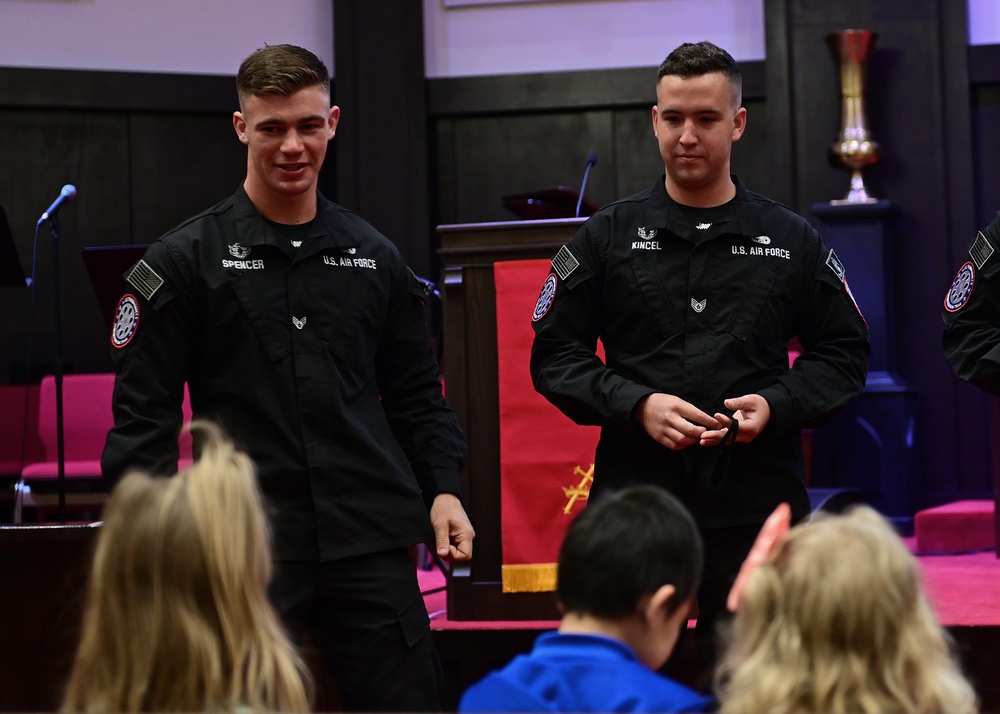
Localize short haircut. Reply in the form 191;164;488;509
556;485;703;619
656;40;743;108
236;43;330;108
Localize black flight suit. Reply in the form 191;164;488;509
530;175;870;668
101;186;467;711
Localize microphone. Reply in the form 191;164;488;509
575;154;597;218
37;184;77;225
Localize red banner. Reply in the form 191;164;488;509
494;259;602;592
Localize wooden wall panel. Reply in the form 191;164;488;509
129;113;247;244
0;109;131;379
436;110;618;225
0;67;247;381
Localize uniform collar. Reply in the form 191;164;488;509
645;174;768;239
232;185;362;253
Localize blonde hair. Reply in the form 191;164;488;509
62;421;311;713
715;505;978;714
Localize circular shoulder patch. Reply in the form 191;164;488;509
532;274;558;322
111;294;140;348
944;262;976;313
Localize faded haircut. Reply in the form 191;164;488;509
236;43;330;109
657;40;743;109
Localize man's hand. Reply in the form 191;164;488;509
430;492;475;561
637;393;722;450
700;394;771;446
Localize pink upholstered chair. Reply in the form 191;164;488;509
16;374;193;522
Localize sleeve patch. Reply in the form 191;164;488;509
551;245;580;281
970;230;995;270
825;249;846;280
532;273;558;322
111;294;140;348
125;260;164;301
944;262;976;313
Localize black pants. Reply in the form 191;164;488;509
270;547;443;712
692;523;763;688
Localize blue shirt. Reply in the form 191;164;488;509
459;631;713;712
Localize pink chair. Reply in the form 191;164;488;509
16;374;192;522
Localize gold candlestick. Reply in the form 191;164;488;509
827;29;880;204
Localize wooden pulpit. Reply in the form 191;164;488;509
0;524;97;712
437;218;584;621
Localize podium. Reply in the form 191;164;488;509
0;524;98;712
437;218;584;621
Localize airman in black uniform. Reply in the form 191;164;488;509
102;44;473;713
530;41;869;675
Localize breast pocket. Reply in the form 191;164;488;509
209;274;291;387
627;255;682;340
726;260;778;340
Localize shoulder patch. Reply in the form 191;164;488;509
825;249;846;281
532;274;558;322
944;262;976;313
111;294;140;348
125;260;164;301
970;230;995;270
551;245;580;281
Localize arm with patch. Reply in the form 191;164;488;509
529;225;655;428
101;241;195;489
943;213;1000;394
757;233;871;432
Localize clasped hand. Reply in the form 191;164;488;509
636;392;771;450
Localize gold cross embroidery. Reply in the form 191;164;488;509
562;464;594;514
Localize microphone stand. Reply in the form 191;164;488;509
47;213;67;523
575;157;597;218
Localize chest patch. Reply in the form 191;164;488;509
229;242;251;258
111;294;140;349
532;273;558;322
944;262;976;313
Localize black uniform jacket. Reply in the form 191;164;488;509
530;176;870;528
943;211;1000;395
101;186;467;562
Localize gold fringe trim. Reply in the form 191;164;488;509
502;563;557;593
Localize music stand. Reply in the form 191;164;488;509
0;205;28;288
502;186;598;220
81;245;149;327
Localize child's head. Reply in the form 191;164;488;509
556;484;703;668
716;505;978;714
62;421;310;713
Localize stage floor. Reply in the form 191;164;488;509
421;545;1000;628
422;546;1000;711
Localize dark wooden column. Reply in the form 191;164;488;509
332;0;433;278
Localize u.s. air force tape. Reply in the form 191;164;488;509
125;260;164;301
551;245;580;280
